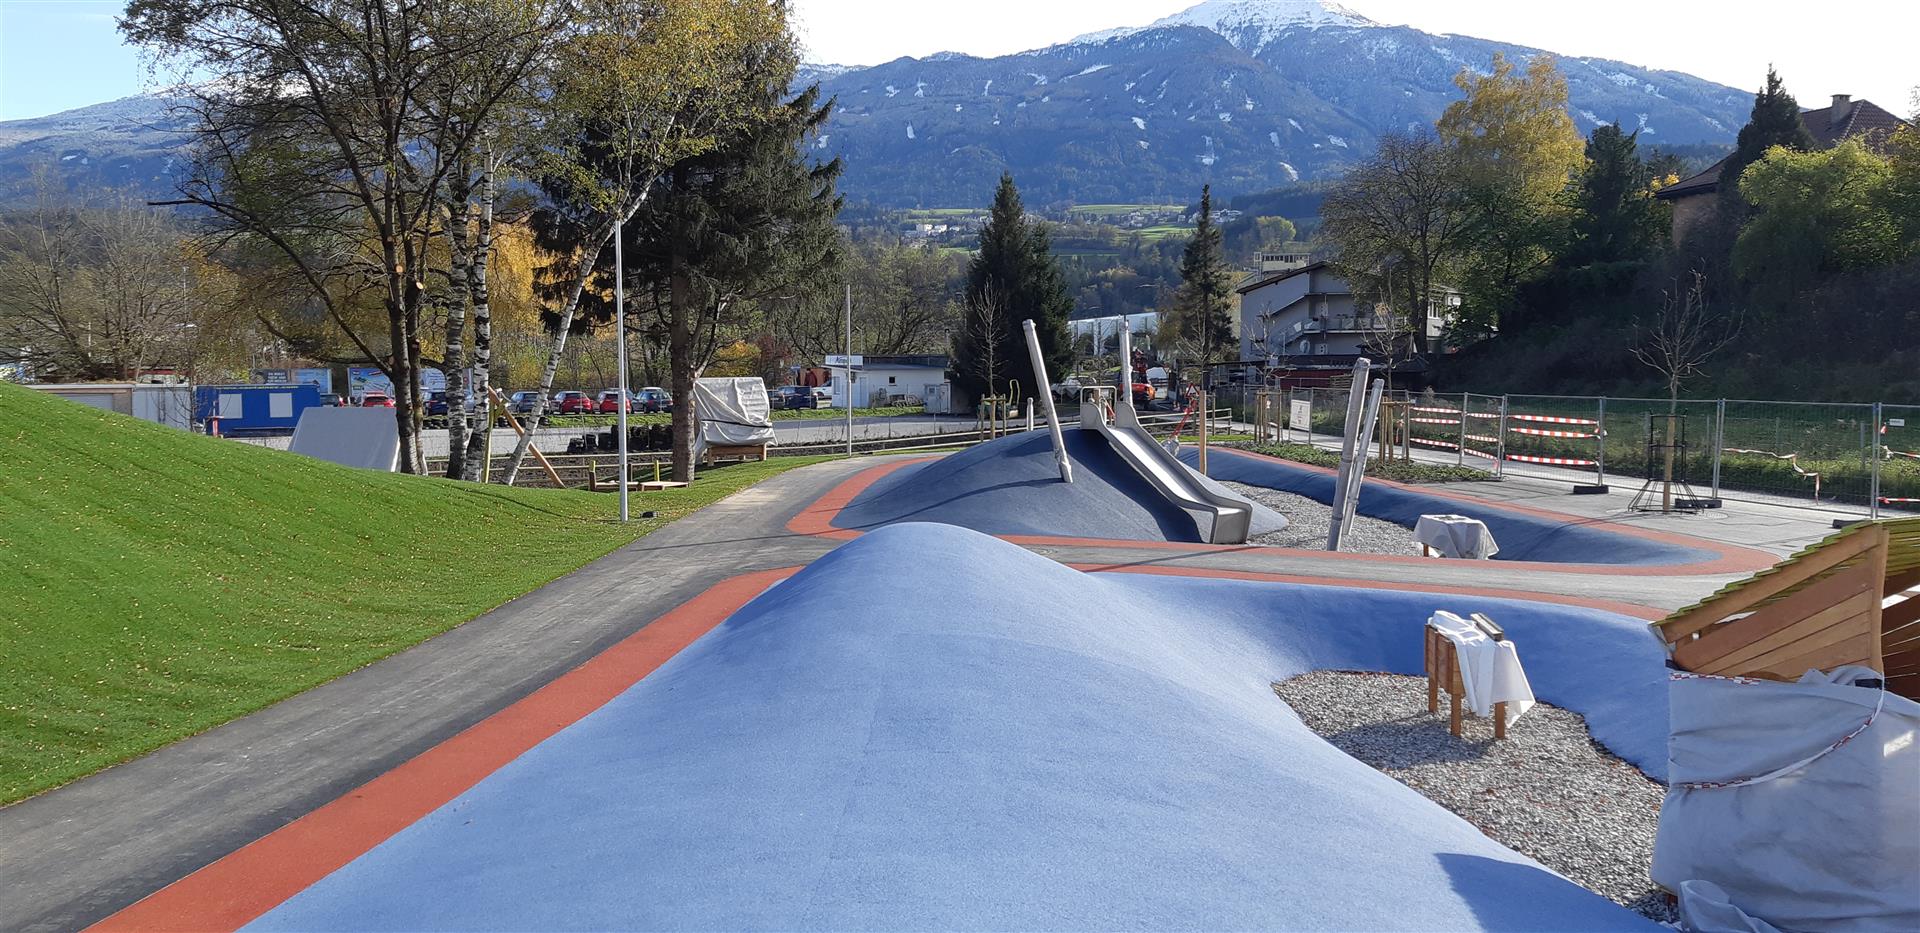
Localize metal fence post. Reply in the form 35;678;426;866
1871;402;1883;520
1595;396;1607;487
1495;396;1509;478
1457;391;1468;467
1711;399;1725;502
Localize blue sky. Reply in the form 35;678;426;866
2;1;1914;123
0;1;146;120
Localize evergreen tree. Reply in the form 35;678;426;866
953;173;1073;403
1168;185;1237;368
1566;124;1665;267
1724;67;1817;186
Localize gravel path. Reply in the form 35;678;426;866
1224;481;1420;555
1272;670;1675;923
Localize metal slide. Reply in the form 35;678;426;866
1080;401;1253;544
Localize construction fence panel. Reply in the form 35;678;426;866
1405;391;1468;460
1882;404;1920;515
1461;393;1506;472
1715;399;1877;511
1500;394;1610;485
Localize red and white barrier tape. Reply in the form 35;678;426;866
1410;437;1459;450
1410;417;1458;426
1465;412;1503;419
1462;446;1500;460
1506;453;1598;467
1464;433;1502;445
1509;426;1599;439
1411;406;1461;415
1510;413;1599;426
1883;497;1920;505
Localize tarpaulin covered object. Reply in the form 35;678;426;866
1653;667;1920;932
693;377;773;460
1429;610;1535;726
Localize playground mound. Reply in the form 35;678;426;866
252;523;1669;931
832;429;1285;542
1190;447;1725;566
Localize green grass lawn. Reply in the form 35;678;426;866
0;382;830;803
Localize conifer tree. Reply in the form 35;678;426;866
953;173;1073;403
1168;185;1237;369
1566;124;1665;267
1724;67;1817;186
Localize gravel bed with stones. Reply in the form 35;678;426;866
1272;670;1675;923
1224;481;1420;555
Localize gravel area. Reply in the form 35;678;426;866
1272;670;1675;923
1224;481;1420;555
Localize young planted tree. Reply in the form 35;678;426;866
500;0;789;485
1166;185;1237;373
952;173;1073;404
1634;270;1739;511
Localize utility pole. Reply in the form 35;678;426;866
614;216;629;522
844;284;854;458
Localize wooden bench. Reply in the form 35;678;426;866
700;443;768;466
1652;517;1919;697
1426;613;1510;739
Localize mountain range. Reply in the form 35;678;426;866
0;0;1751;210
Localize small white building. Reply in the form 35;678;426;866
829;355;956;412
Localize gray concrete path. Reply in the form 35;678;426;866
0;450;1837;931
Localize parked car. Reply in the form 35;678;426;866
319;393;346;407
773;385;817;410
553;390;595;414
811;385;833;404
635;387;673;413
360;392;395;408
596;389;639;413
508;390;544;415
424;390;473;417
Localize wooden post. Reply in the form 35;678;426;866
587;459;598;492
1426;628;1440;713
1448;642;1463;737
489;387;566;488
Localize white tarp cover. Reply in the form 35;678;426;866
1653;667;1920;933
289;407;400;471
1428;611;1535;726
694;377;774;459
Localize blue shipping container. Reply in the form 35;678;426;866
193;384;322;435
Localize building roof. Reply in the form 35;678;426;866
1656;95;1910;201
1235;260;1330;295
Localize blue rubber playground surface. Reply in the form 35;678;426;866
248;523;1668;931
1187;447;1724;566
831;430;1282;542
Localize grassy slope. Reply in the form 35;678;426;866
0;382;828;803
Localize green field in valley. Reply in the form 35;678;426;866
0;382;830;803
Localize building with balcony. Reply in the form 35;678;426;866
1236;261;1460;384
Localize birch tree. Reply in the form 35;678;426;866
500;0;788;484
122;0;562;473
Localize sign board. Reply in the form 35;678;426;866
824;354;863;368
1890;418;1907;428
346;366;444;401
1289;398;1312;434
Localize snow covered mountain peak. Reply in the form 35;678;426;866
1075;0;1377;48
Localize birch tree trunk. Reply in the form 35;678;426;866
501;185;653;485
461;159;497;481
443;167;474;481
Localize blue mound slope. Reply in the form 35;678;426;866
251;524;1668;932
833;430;1281;542
1188;447;1721;566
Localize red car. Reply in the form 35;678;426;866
553;391;595;414
360;392;395;408
596;389;637;414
